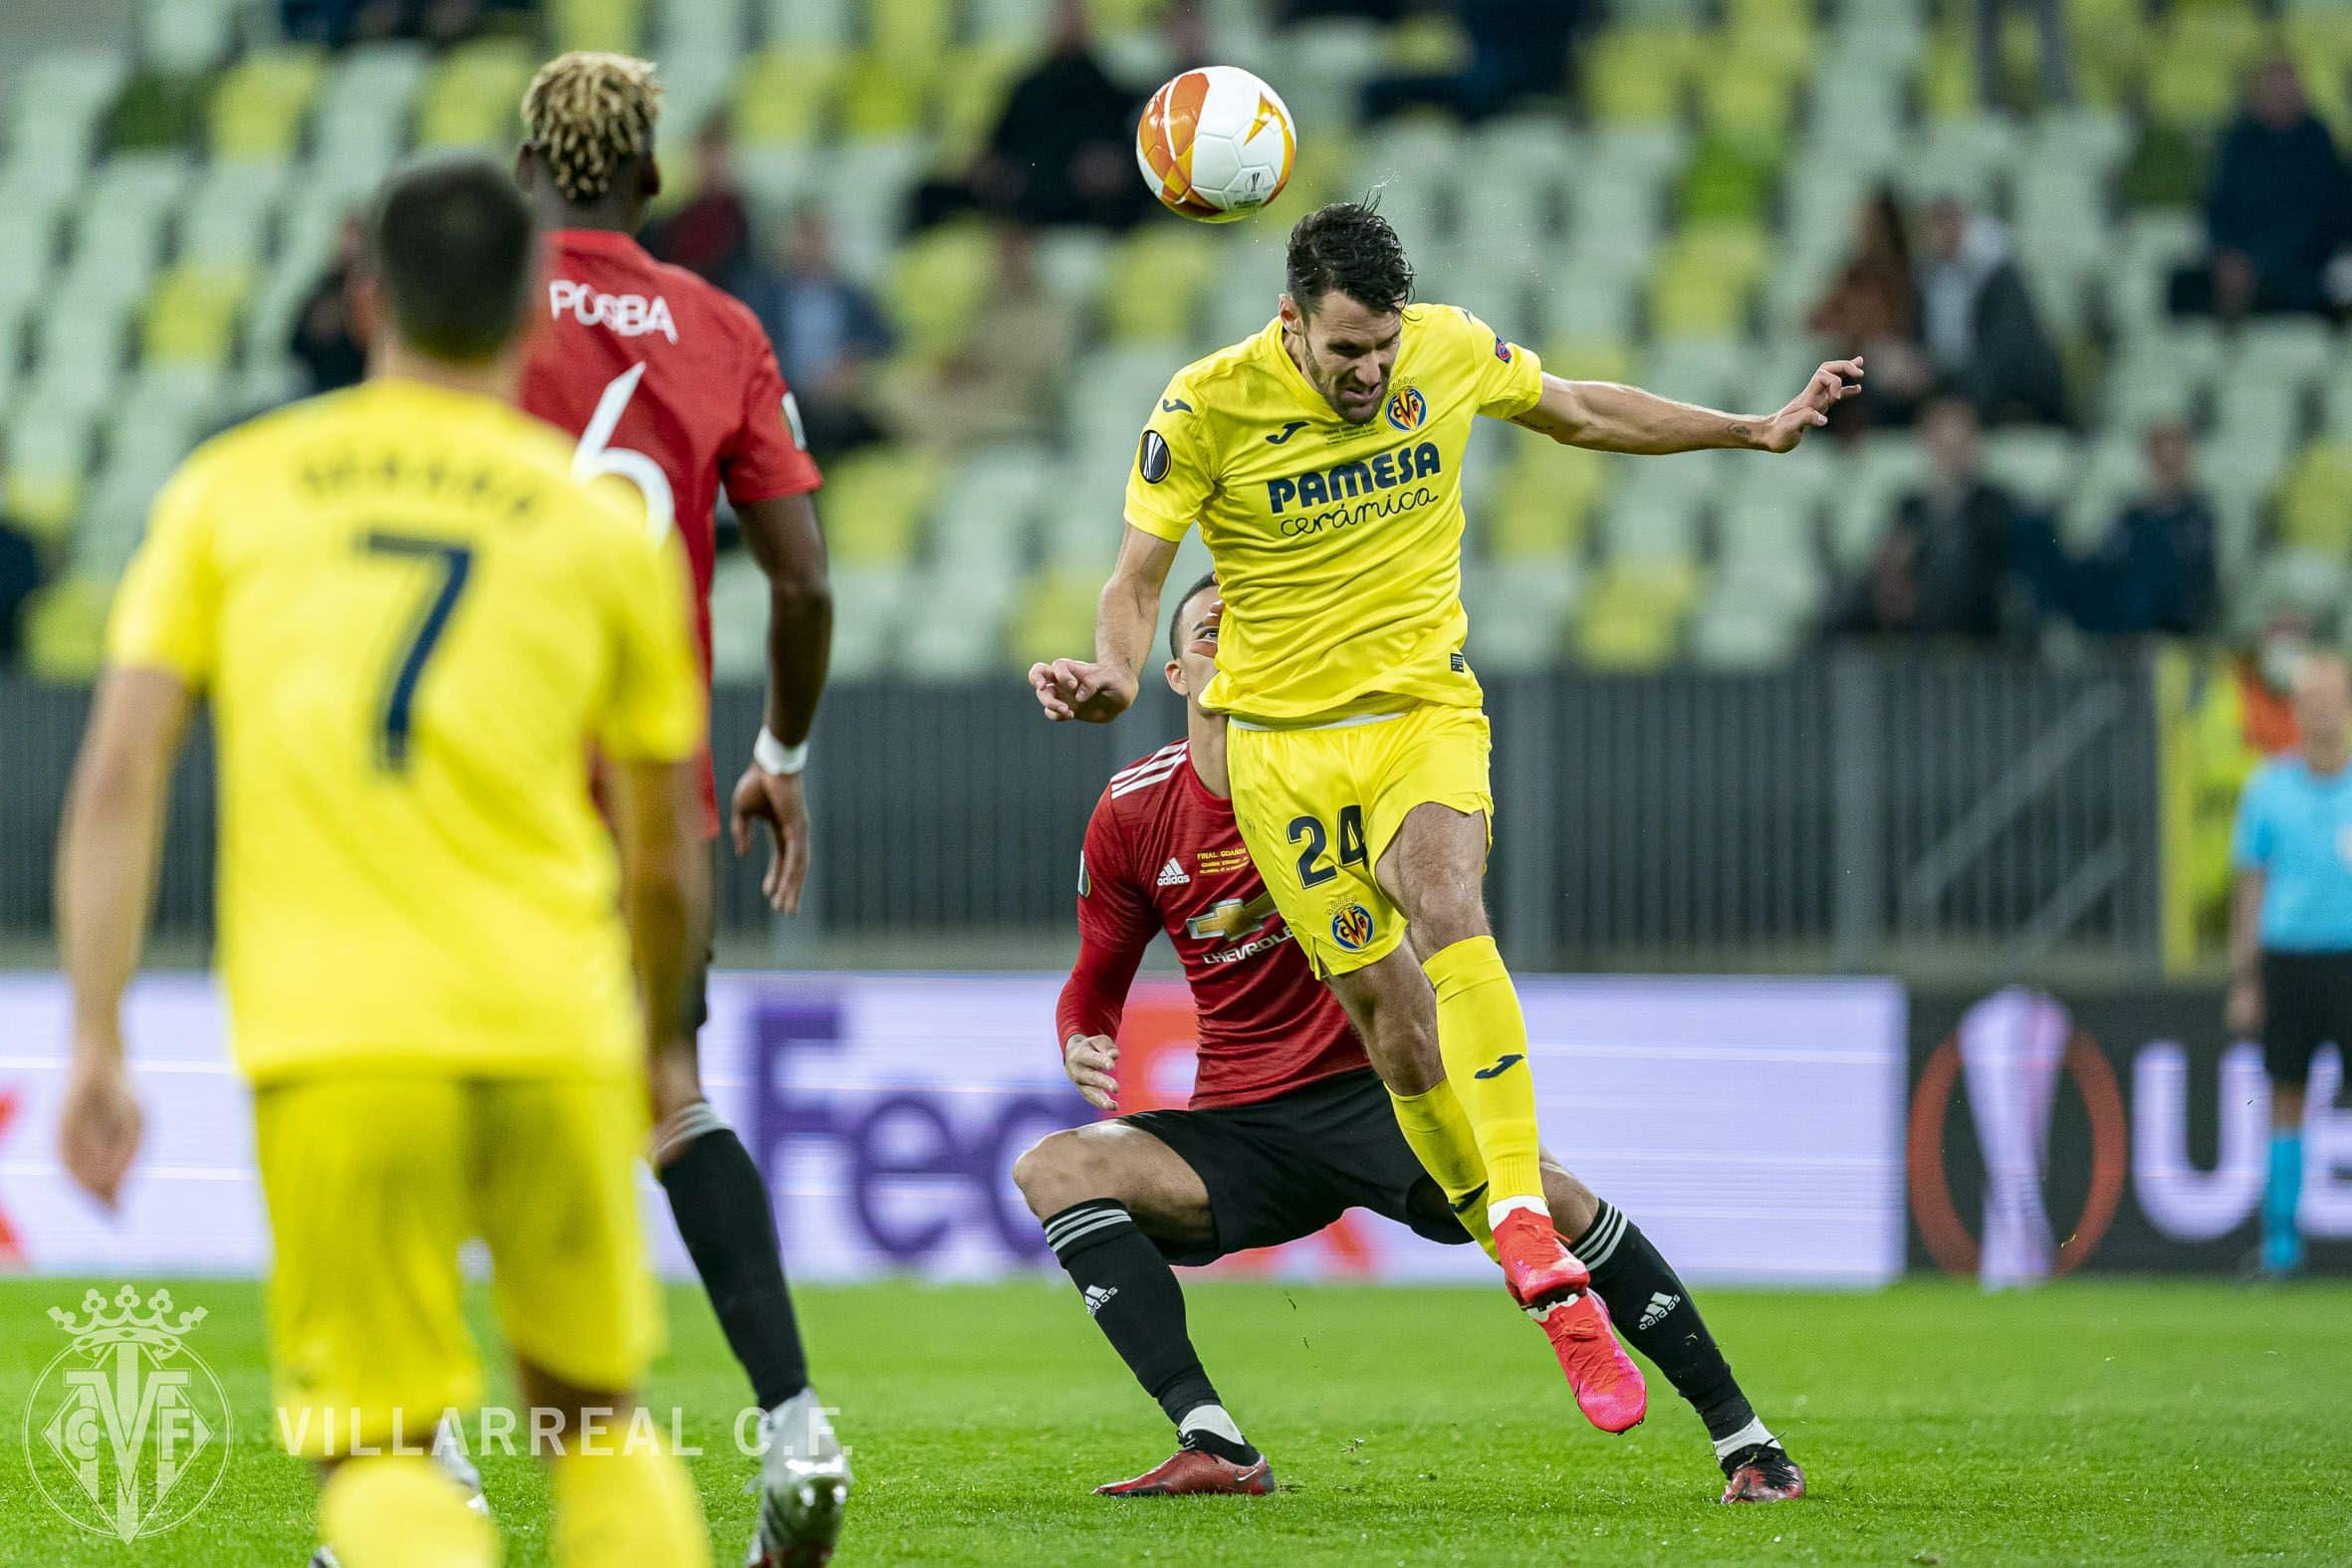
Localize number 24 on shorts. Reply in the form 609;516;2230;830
1289;804;1367;888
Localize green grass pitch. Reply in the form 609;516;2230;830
3;1276;2347;1565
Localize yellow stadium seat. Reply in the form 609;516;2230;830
1541;340;1635;386
734;49;847;147
1647;221;1765;338
1099;226;1217;343
1492;444;1607;562
2147;5;2267;129
208;46;327;159
1387;15;1472;74
2064;0;2148;109
6;447;88;544
1007;568;1104;669
934;45;1022;168
871;0;955;62
1697;57;1796;154
1084;0;1163;32
1574;560;1700;670
819;445;941;567
415;40;537;150
1582;28;1695;125
548;0;642;54
837;52;929;140
143;266;251;368
1920;30;1978;120
885;222;995;363
23;575;113;683
2277;442;2352;556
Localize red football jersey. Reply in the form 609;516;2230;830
520;230;822;823
1058;739;1367;1109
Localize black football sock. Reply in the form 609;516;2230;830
655;1103;809;1411
1044;1200;1256;1461
1572;1200;1771;1454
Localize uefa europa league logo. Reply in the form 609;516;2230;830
24;1285;232;1541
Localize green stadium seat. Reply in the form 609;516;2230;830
836;52;930;140
1690;596;1803;669
2275;442;2352;557
7;51;127;174
1006;568;1105;670
2146;4;2267;131
415;40;537;150
734;48;847;147
22;575;113;683
1695;57;1796;161
824;564;911;681
141;266;250;369
4;408;98;543
209;47;327;159
1098;226;1218;344
1461;560;1582;673
1491;442;1608;563
934;45;1023;168
2063;0;2149;110
765;0;852;47
1583;28;1696;124
1983;428;2080;509
1647;221;1766;337
1574;558;1700;670
884;222;995;363
549;0;643;54
871;0;956;59
819;445;942;567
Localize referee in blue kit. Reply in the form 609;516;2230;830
2227;646;2352;1278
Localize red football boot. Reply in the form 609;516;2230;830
1095;1440;1274;1497
1494;1208;1649;1435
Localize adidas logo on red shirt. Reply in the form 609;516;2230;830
1156;858;1191;887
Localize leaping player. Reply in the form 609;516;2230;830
1017;574;1802;1501
515;53;845;1565
1031;202;1856;1445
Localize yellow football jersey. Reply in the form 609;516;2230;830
1122;304;1542;724
108;378;704;1084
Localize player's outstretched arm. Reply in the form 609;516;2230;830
731;493;831;914
54;666;193;1207
1030;526;1178;724
1512;358;1863;456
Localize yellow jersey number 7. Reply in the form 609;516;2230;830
358;531;472;773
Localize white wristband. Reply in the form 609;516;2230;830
753;726;809;777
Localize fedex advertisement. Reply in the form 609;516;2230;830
0;973;1906;1286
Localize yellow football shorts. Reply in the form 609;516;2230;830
255;1072;660;1458
1227;702;1494;977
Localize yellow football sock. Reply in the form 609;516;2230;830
319;1455;496;1568
1388;1078;1498;1258
1422;936;1544;1212
552;1433;709;1568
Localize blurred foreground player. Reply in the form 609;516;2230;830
1033;201;1857;1432
516;52;848;1562
55;156;709;1566
1016;575;1803;1503
2227;647;2352;1279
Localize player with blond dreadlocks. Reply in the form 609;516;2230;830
511;52;848;1568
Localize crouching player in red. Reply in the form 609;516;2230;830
1013;575;1803;1504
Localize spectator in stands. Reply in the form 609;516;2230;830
0;441;47;667
644;117;755;292
882;225;1072;449
2173;58;2349;323
1362;0;1590;124
289;214;368;395
740;210;895;460
916;0;1151;232
1914;195;2068;427
1808;188;1929;433
1830;395;2025;642
2061;422;2219;638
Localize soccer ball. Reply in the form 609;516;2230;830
1135;66;1296;223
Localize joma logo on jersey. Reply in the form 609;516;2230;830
1265;441;1442;515
547;280;679;342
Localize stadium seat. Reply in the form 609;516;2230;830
837;52;930;141
2276;442;2352;557
2146;3;2267;131
1098;226;1217;344
1983;428;2079;509
1596;472;1707;566
732;47;847;147
6;50;126;175
763;0;852;47
934;44;1023;168
1827;434;1928;569
1006;567;1108;669
1583;27;1696;124
1462;560;1581;673
179;161;290;272
144;0;238;77
550;0;644;54
823;564;909;681
1491;443;1610;563
1690;594;1804;669
20;574;113;682
4;407;99;542
1718;494;1828;616
1573;558;1701;670
884;222;995;364
141;266;250;369
208;47;327;160
415;41;537;150
818;445;942;567
1647;221;1766;337
1641;336;1748;410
